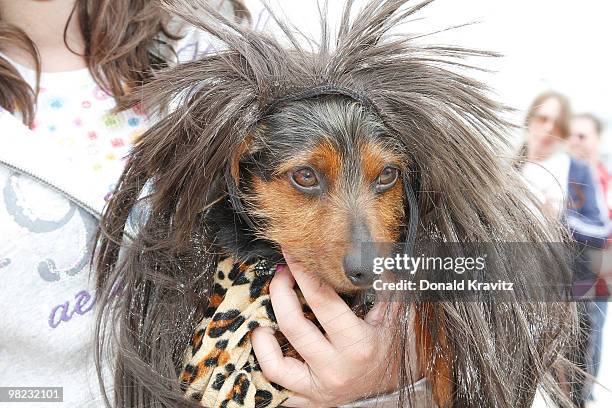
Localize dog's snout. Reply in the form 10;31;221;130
343;217;378;287
343;253;374;287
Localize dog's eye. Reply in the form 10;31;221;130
376;166;399;192
291;167;319;189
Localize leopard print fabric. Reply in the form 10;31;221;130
179;256;294;408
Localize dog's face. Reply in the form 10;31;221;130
235;97;407;292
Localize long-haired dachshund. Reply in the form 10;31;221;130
94;1;577;407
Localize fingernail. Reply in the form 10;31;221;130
275;264;286;273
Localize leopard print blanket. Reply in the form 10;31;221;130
179;256;293;408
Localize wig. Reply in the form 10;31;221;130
95;0;578;407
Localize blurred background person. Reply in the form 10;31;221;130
568;114;612;222
568;113;612;405
518;92;610;247
518;91;573;218
517;91;611;407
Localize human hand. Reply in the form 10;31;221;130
251;250;401;407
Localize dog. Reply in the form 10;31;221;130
94;1;577;407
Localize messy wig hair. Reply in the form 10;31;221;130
95;0;578;407
0;0;250;125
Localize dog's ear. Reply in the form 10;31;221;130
230;136;252;186
230;123;270;185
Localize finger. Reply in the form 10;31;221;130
364;300;400;326
251;326;315;396
282;249;367;347
364;301;387;325
269;266;334;364
363;301;400;356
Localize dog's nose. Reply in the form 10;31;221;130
343;218;377;287
343;253;375;287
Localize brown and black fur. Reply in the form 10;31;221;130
224;96;408;291
94;1;579;407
